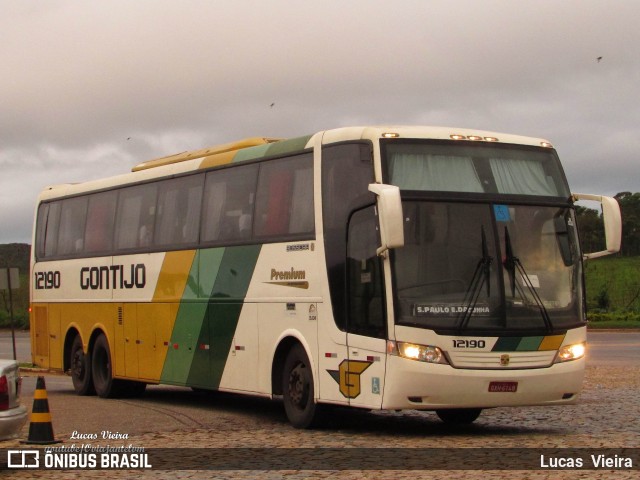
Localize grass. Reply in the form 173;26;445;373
584;256;640;328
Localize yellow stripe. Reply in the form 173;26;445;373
198;150;237;170
30;412;52;423
132;138;277;171
152;250;196;302
539;334;565;351
33;390;49;400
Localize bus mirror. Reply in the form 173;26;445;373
368;183;405;256
572;193;622;260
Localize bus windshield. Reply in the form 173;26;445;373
383;141;583;334
384;140;570;197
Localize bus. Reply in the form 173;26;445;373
30;126;621;428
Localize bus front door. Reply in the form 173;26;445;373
345;206;387;409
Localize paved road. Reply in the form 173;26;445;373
3;364;638;479
1;331;638;479
586;330;640;365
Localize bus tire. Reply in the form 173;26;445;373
91;334;121;398
70;335;94;395
436;408;482;424
282;344;317;429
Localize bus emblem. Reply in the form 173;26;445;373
327;360;372;399
500;354;510;366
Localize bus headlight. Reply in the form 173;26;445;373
392;341;448;364
554;342;586;363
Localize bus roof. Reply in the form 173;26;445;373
36;126;554;201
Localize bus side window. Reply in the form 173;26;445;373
201;164;258;244
254;154;314;239
154;175;204;247
114;183;158;251
322;142;376;332
84;190;117;254
57;196;88;256
35;202;57;259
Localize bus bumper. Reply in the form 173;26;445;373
381;355;585;410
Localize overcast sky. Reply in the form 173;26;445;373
1;0;638;244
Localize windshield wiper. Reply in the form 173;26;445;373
456;226;493;333
503;227;553;332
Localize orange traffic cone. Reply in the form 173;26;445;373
22;376;61;445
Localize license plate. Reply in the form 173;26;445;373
488;381;518;393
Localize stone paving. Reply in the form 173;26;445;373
1;364;638;479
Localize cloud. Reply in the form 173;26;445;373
1;0;639;242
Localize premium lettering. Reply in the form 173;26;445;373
270;268;306;281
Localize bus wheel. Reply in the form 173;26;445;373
91;334;121;398
436;408;482;424
70;335;94;395
282;344;317;429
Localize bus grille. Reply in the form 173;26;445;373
446;350;557;369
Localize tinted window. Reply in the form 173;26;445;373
321;142;375;331
254;154;314;238
35;203;50;259
43;202;61;258
84;190;117;254
347;206;385;338
155;175;204;247
114;183;158;250
201;164;258;244
57;197;88;256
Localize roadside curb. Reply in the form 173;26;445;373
19;367;66;376
587;328;640;332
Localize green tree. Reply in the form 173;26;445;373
575;205;605;254
615;192;640;256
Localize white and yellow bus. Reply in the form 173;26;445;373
30;126;621;427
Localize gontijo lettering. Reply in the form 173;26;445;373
80;264;146;290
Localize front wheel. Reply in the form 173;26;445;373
282;344;318;429
436;408;482;424
70;335;94;395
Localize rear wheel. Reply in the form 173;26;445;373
70;335;94;395
92;334;123;398
282;344;318;428
436;408;482;424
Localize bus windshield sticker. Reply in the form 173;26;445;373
493;204;511;222
520;273;540;288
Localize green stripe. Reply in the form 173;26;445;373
493;336;548;352
265;135;313;156
492;337;521;352
160;249;220;384
232;135;313;164
197;245;261;388
161;245;261;388
517;336;544;351
198;302;244;388
233;144;272;163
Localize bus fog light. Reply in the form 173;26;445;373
555;342;586;363
396;342;448;364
